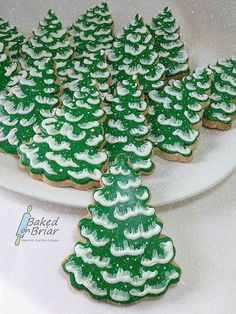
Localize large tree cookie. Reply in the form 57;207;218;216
106;14;165;94
104;77;154;174
18;81;107;190
63;154;181;304
68;2;114;60
203;57;236;130
148;84;199;162
149;7;189;80
22;10;73;82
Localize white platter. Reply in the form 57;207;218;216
0;126;235;208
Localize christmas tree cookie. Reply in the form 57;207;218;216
68;2;114;60
203;57;236;130
22;10;73;82
167;67;212;130
148;85;199;162
0;17;26;60
0;43;18;96
0;58;60;155
104;78;154;174
65;51;111;98
19;81;107;190
63;154;181;304
106;14;165;95
149;7;189;80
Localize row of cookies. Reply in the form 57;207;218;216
0;4;234;188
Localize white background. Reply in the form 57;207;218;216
0;0;236;313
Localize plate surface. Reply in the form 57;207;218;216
0;127;236;208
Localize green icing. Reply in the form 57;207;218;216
203;57;236;127
0;43;18;95
106;14;165;94
148;83;200;158
149;7;189;78
68;2;114;60
63;154;181;304
0;58;60;155
0;17;26;60
64;51;110;98
104;78;154;174
18;81;107;187
22;10;73;81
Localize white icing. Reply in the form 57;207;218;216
124;44;146;56
108;119;127;131
92;211;118;230
81;227;109;247
162;143;190;155
130;270;180;297
109;165;131;176
124;113;145;123
45;152;78;167
67;169;102;181
124;222;161;240
189;92;208;101
114;205;155;221
19;117;36;127
165;86;182;101
157;114;182;127
0;127;18;145
94;190;130;207
34;134;70;151
109;289;130;302
173;129;198;142
35;95;58;105
123;142;152;157
117;177;141;189
110;240;145;257
105;134;127;144
141;241;174;266
211;101;235;113
85;135;103;146
75;244;110;267
74;151;107;164
102;268;158;286
65;263;107;296
19;145;56;174
212;112;230;122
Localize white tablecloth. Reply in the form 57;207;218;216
0;170;236;314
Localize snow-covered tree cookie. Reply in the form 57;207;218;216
0;17;26;60
0;58;60;155
149;7;189;80
203;57;236;130
148;85;199;162
22;10;73;82
104;78;154;174
68;2;114;60
63;154;181;304
106;14;165;95
19;81;107;190
167;67;212;130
